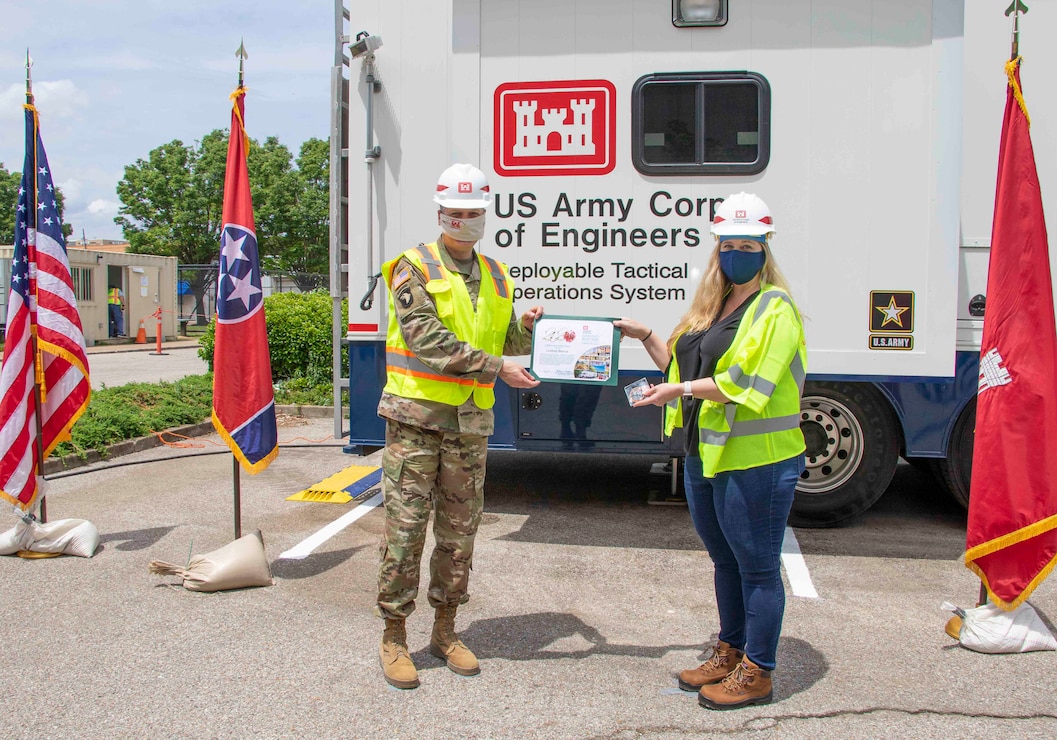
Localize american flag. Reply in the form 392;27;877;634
0;104;91;511
211;86;278;473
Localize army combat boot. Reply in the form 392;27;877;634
698;657;773;710
430;604;480;676
379;618;419;689
677;640;745;691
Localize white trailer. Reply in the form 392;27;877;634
331;0;1057;526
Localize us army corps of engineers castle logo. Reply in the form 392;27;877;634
494;79;616;177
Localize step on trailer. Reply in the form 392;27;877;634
330;0;1057;526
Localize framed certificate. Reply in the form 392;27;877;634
529;315;620;385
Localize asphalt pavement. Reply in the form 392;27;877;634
82;337;209;389
2;413;1056;739
3;340;1057;737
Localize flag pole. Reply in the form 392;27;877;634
230;39;248;541
215;39;276;537
1005;1;1028;60
233;456;242;539
24;49;50;525
975;0;1028;609
237;38;247;88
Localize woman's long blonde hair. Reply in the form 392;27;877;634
667;236;794;350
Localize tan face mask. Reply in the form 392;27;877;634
439;213;486;242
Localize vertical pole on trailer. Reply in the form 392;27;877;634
330;0;351;439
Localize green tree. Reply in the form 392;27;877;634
247;135;297;271
115;131;330;319
250;137;330;292
1;163;20;241
1;161;73;242
115;133;226;323
115;130;299;324
266;138;330;292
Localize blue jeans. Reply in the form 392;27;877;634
684;454;804;671
108;304;124;337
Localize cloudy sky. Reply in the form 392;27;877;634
0;1;335;242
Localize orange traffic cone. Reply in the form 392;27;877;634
134;319;147;344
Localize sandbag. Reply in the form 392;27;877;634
942;600;1057;653
0;517;100;558
149;530;273;592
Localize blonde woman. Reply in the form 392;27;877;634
616;192;806;710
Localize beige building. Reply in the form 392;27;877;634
1;245;178;347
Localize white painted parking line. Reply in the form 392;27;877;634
781;527;818;598
278;491;384;560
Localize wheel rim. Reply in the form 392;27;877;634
799;394;865;494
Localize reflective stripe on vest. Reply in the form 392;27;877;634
412;244;445;281
385;346;494;389
479;254;511;300
726;350;806;398
700;407;802;447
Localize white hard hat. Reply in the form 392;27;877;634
433;163;492;209
711;192;775;237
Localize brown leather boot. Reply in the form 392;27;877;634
698;658;773;710
430;604;480;676
379;618;419;689
678;640;745;691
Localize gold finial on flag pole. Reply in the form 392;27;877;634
25;48;34;105
236;39;248;87
1005;1;1029;61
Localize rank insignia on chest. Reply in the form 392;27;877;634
398;287;414;308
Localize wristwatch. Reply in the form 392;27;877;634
683;380;693;400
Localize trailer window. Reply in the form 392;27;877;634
71;267;94;302
633;72;770;176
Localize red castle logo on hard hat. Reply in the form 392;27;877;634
494;79;616;177
735;210;747;219
458;182;472;193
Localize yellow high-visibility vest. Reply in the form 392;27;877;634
108;287;122;305
382;242;514;409
665;285;807;477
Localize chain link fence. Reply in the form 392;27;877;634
178;264;327;333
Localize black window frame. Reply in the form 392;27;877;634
632;71;771;176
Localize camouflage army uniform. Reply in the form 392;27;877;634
376;238;532;620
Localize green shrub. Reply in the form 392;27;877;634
55;374;214;457
198;291;348;384
273;377;331;406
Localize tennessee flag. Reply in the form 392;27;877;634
965;57;1057;609
211;86;278;473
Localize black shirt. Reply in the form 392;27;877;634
675;291;759;455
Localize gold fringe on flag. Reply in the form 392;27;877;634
1005;57;1031;126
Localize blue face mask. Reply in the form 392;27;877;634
719;249;766;285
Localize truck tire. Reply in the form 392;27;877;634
930;397;975;509
789;381;901;528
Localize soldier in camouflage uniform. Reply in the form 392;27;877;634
376;163;542;689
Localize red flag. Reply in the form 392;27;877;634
211;87;278;473
0;104;91;511
965;58;1057;609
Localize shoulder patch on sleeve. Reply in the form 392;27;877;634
392;267;411;291
397;287;415;310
